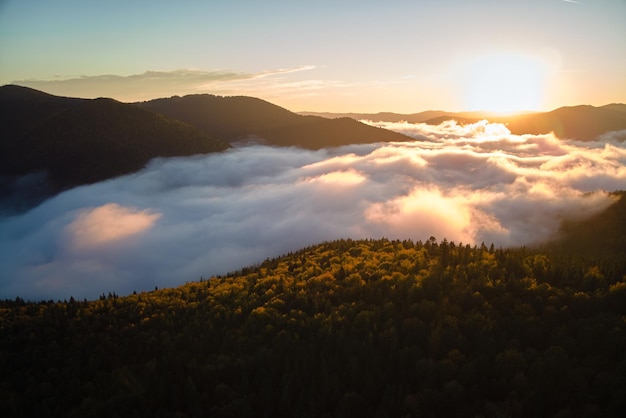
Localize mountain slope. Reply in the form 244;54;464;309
503;105;626;140
0;85;229;212
543;191;626;257
0;84;85;141
1;237;624;417
300;110;521;124
138;94;413;149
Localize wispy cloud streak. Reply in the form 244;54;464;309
12;67;318;102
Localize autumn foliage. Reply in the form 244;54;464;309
1;238;625;417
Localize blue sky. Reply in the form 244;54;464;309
1;0;625;112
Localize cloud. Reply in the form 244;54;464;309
1;121;624;301
11;66;318;102
596;129;626;143
64;203;161;251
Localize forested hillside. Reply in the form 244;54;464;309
545;191;626;258
2;234;625;417
137;94;412;149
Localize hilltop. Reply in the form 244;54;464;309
504;104;626;140
137;94;412;149
0;86;415;213
299;110;507;124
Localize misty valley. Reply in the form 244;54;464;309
1;86;625;417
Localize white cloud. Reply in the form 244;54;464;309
64;203;161;251
1;121;624;301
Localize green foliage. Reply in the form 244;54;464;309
1;238;625;417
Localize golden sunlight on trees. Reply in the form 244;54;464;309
1;238;625;417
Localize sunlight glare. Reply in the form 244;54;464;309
463;53;548;113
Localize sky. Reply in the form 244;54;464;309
1;121;625;301
1;0;625;113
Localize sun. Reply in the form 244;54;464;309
463;52;548;114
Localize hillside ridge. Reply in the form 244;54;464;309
137;94;413;149
0;85;229;214
1;234;624;416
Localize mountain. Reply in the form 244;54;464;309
1;236;624;417
503;105;626;140
0;85;229;213
304;104;626;141
543;191;626;258
137;94;413;149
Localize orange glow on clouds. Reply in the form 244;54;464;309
365;188;475;243
65;203;161;250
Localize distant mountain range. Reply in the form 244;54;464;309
503;104;626;140
1;193;625;416
299;110;506;124
0;86;412;213
136;94;411;149
1;85;624;209
302;103;626;141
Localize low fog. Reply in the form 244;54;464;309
1;120;625;301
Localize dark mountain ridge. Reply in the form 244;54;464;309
304;104;626;141
137;94;413;149
543;190;626;258
0;85;229;213
503;105;626;140
299;110;528;124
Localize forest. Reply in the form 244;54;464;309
1;233;625;417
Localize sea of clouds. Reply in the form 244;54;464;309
1;120;625;301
